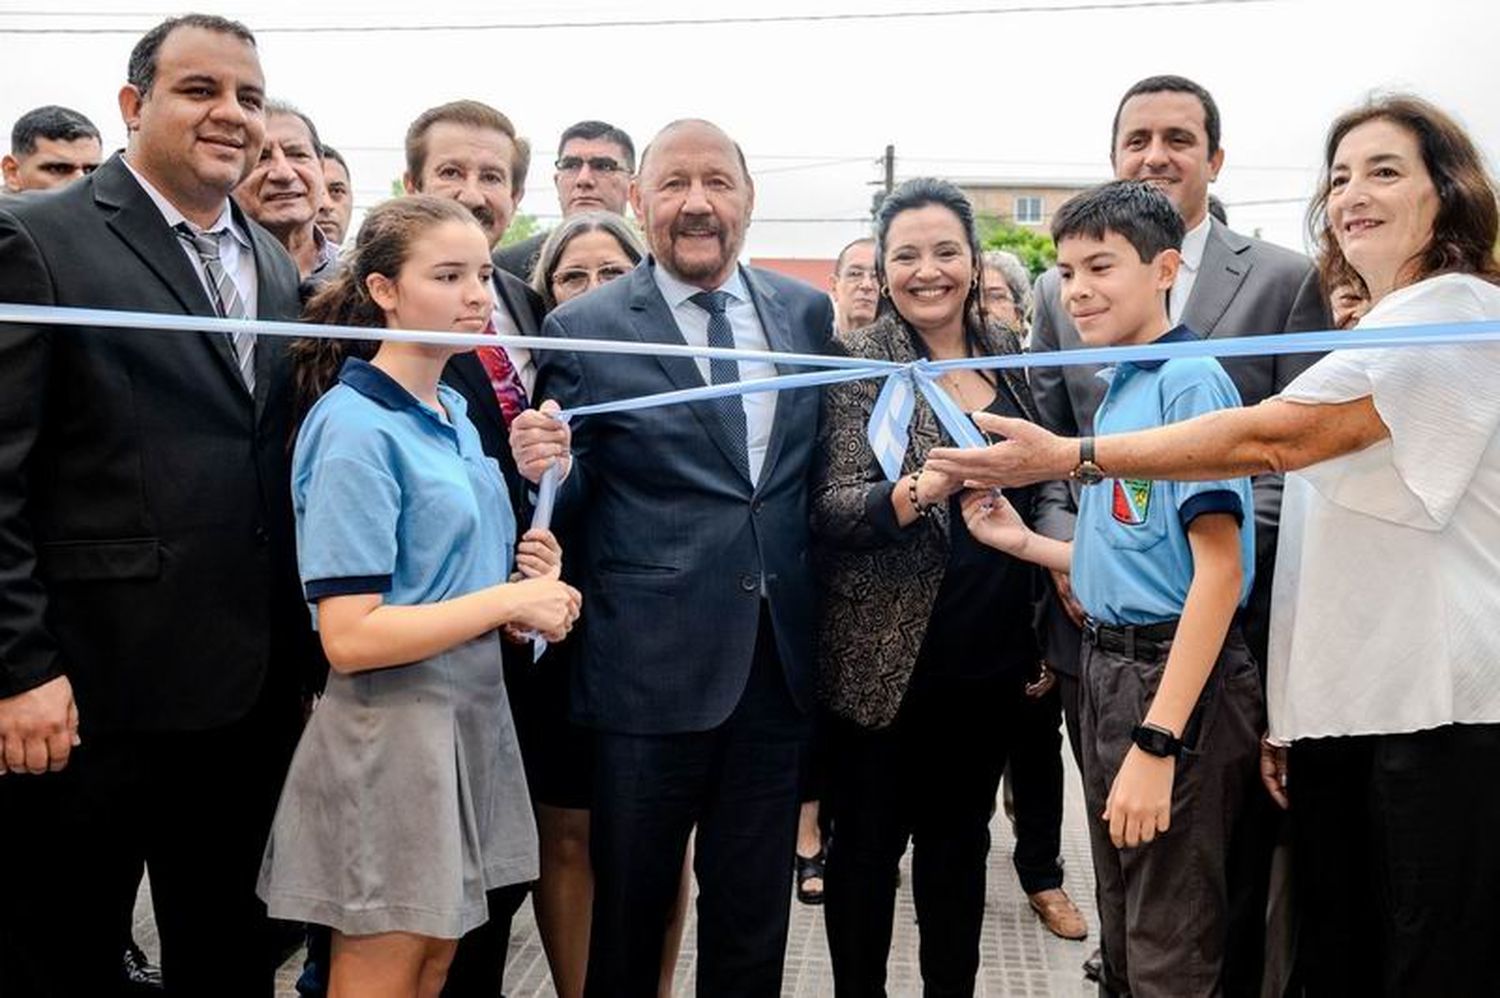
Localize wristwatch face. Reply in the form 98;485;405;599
1072;461;1105;486
1132;724;1179;757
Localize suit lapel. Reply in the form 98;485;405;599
628;265;704;393
96;157;251;398
244;213;290;424
447;350;507;440
494;271;543;335
1182;219;1251;337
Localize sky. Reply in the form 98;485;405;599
1;0;1494;261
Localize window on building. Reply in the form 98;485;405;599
1014;196;1044;225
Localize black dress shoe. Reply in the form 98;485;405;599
1082;947;1103;983
121;940;165;994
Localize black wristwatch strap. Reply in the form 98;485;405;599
1132;722;1183;759
1072;436;1105;485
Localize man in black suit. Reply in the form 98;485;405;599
512;118;833;997
493;119;637;283
0;15;307;997
397;99;546;998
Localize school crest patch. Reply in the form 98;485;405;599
1111;479;1153;526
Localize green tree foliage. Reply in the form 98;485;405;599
979;216;1056;278
501;214;542;247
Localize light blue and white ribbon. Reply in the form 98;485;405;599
7;302;1500;487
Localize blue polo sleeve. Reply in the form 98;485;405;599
294;407;403;602
1161;362;1251;528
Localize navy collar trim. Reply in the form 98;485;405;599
1125;324;1199;370
338;357;420;411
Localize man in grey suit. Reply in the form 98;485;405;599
1028;74;1329;996
512;118;832;997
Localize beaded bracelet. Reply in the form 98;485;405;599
908;471;937;519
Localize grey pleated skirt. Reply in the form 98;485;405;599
258;632;538;939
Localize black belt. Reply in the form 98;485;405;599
1081;616;1179;662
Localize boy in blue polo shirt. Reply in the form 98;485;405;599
957;181;1263;997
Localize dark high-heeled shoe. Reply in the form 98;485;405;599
794;848;826;905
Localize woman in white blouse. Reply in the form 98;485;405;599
928;94;1500;996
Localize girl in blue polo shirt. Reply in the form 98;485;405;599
257;195;581;995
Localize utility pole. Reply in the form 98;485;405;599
870;143;895;217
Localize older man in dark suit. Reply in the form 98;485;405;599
0;15;307;997
512;118;832;998
1026;74;1330;995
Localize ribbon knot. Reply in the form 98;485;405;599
866;360;991;482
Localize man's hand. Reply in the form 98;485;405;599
509;400;572;484
926;413;1075;489
1260;735;1290;810
0;675;80;775
1103;746;1175;848
1049;569;1086;627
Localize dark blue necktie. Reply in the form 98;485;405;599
689;290;750;479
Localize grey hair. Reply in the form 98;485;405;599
530;210;646;311
265;99;323;161
981;249;1032;314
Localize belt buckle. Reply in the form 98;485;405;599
1082;617;1102;646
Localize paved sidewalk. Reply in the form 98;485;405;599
136;752;1099;996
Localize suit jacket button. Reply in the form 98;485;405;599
739;574;757;593
254;525;269;544
751;500;764;515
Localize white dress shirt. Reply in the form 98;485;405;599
1267;273;1500;742
1168;213;1212;326
122;157;258;319
652;262;778;484
488;288;537;398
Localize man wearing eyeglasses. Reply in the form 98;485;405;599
494;119;636;282
829;236;878;337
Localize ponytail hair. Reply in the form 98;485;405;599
290;195;484;434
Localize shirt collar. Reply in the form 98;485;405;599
650;256;750;310
313;225;341;268
120;156;250;250
337;357;469;424
1178;214;1212;273
1122;324;1200;371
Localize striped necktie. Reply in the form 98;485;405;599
176;222;256;394
688;290;750;479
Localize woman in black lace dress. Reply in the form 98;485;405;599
812;177;1045;997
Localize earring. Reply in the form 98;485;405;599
880;284;891;298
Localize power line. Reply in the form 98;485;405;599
0;0;1273;35
1220;196;1308;207
754;157;875;175
345;197;875;223
904;155;1314;173
336;144;1312;174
